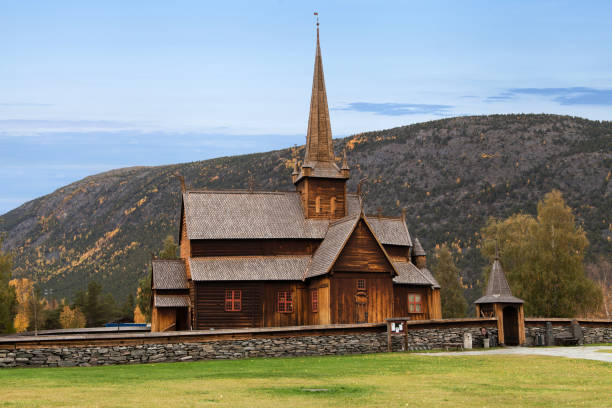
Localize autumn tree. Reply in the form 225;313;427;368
481;190;602;317
159;235;178;260
0;238;17;333
137;274;151;322
59;305;86;329
432;245;468;318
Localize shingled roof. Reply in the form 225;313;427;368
304;215;360;279
412;237;426;256
182;191;412;249
190;256;310;281
367;216;412;246
152;260;188;290
154;295;190;308
392;262;439;287
184;191;329;240
474;258;524;304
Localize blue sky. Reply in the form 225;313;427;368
1;1;612;215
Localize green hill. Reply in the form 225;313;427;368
1;114;611;304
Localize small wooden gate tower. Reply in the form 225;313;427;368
474;257;525;346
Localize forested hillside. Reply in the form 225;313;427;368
1;114;611;303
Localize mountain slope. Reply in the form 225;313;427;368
1;114;611;303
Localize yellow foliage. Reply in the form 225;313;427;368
133;306;146;324
14;313;29;333
136;196;147;207
124;207;136;216
345;134;367;150
59;306;86;329
210;175;219;182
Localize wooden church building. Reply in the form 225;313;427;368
150;24;442;332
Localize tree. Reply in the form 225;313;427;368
121;293;135;321
136;274;151;322
59;305;86;329
481;190;602;317
432;245;467;318
0;238;17;333
75;281;118;327
10;278;34;332
159;235;178;259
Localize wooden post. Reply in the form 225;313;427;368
404;320;408;351
387;321;392;352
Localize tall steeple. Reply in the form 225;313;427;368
295;15;347;184
294;14;349;220
304;19;334;165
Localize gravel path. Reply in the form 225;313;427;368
418;346;612;362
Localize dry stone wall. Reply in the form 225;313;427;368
1;320;610;368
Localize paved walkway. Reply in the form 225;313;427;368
418;346;612;363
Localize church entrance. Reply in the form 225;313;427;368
503;306;519;346
355;292;368;323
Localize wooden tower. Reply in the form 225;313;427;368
475;257;525;345
293;21;349;220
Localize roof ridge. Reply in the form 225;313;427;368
186;190;297;195
365;214;403;221
329;214;359;227
191;254;312;260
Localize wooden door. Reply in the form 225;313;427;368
503;306;519;346
355;292;368;323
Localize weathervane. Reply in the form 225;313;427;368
314;12;319;27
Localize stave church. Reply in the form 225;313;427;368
150;23;442;331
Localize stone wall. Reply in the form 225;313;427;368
524;322;612;346
390;324;498;350
0;333;390;368
1;319;610;368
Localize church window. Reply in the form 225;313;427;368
331;197;337;215
277;291;293;313
408;293;423;313
311;289;318;312
225;290;241;312
357;279;366;290
315;196;321;213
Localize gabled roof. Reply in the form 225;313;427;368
392;262;439;288
474;258;524;304
304;215;360;279
304;214;398;279
152;259;188;290
367;216;412;247
191;256;309;281
184;191;329;240
181;190;413;248
154;294;190;308
419;267;441;289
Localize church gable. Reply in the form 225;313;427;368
333;219;395;274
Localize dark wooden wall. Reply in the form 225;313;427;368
194;282;264;329
393;285;441;321
191;239;320;257
384;245;409;262
296;178;347;219
329;272;394;324
334;220;393;273
193;281;308;329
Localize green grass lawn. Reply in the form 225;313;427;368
0;352;610;407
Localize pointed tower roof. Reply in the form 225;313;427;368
412;237;426;256
474;257;524;304
295;20;347;183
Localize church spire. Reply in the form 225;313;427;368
303;14;335;166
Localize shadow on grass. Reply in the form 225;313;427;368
255;384;377;398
